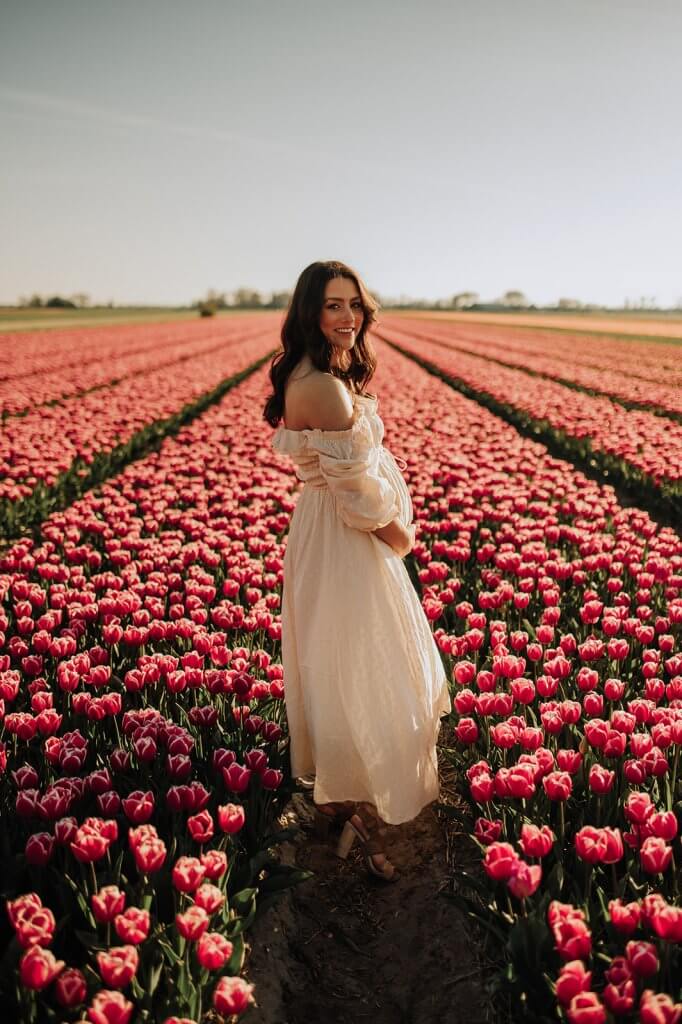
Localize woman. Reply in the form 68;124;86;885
264;260;451;882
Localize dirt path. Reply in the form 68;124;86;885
243;775;487;1024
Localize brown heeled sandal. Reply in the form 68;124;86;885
312;801;356;839
335;802;400;883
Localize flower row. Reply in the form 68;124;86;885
1;317;278;416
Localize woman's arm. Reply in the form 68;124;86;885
372;518;413;558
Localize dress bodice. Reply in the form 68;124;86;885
271;393;413;532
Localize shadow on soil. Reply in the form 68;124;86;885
242;783;491;1024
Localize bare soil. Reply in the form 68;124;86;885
242;765;490;1024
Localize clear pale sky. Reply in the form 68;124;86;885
1;0;681;308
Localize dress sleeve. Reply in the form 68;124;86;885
305;413;401;532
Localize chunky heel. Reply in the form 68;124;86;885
336;820;359;859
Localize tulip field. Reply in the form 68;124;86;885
0;313;680;1023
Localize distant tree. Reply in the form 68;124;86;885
557;297;583;310
501;290;528;308
265;290;291;309
26;293;43;307
69;293;91;308
45;295;77;308
451;291;479;309
232;288;263;308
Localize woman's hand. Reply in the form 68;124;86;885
372;519;414;558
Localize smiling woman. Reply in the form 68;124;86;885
263;260;451;884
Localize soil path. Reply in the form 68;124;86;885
242;781;486;1024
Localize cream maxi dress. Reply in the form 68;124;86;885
271;390;451;825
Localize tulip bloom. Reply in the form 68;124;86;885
626;940;659;978
483;842;519;881
200;849;228;880
54;967;87;1008
639;836;673;874
114;907;150;944
92;886;126;925
566;991;606;1024
217;803;246;834
193;883;225;915
213;976;255;1016
588;764;615;795
555;960;592;1007
507;860;542;899
121;790;154;825
175;905;210;941
86;989;134;1024
187;809;214;844
196;931;233;970
172;856;206;894
608;899;641;936
519;823;555;859
543;771;573;801
96;946;139;989
639;989;682;1024
19;945;65;990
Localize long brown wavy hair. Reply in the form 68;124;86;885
263;260;381;428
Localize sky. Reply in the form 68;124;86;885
1;0;681;309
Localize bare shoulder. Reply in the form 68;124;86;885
285;365;354;431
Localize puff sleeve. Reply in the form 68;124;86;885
307;415;401;532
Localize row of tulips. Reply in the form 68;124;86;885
376;327;682;521
1;315;271;383
1;335;278;539
1;319;278;417
373;345;681;1019
383;315;682;388
377;316;682;419
0;355;320;1020
2;328;679;1020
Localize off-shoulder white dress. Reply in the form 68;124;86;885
271;391;451;824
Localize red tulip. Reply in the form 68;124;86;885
483;842;519;881
212;975;255;1016
640;836;673;874
175;905;209;940
25;832;55;866
626;940;659;978
200;848;228;880
54;967;87;1008
519;823;555;858
507;859;542;899
542;771;572;801
639;989;682;1024
92;886;126;924
588;764;615;794
171;856;206;893
566;991;606;1024
608;898;641;936
222;763;251;793
193;883;225;914
217;803;246;834
196;931;233;970
19;945;64;990
121;790;154;824
187;809;214;843
555;960;592;1006
114;907;150;944
96;946;139;988
86;989;134;1024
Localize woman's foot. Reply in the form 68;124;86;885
312;800;355;838
336;802;400;882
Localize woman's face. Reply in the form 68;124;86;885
319;277;365;357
